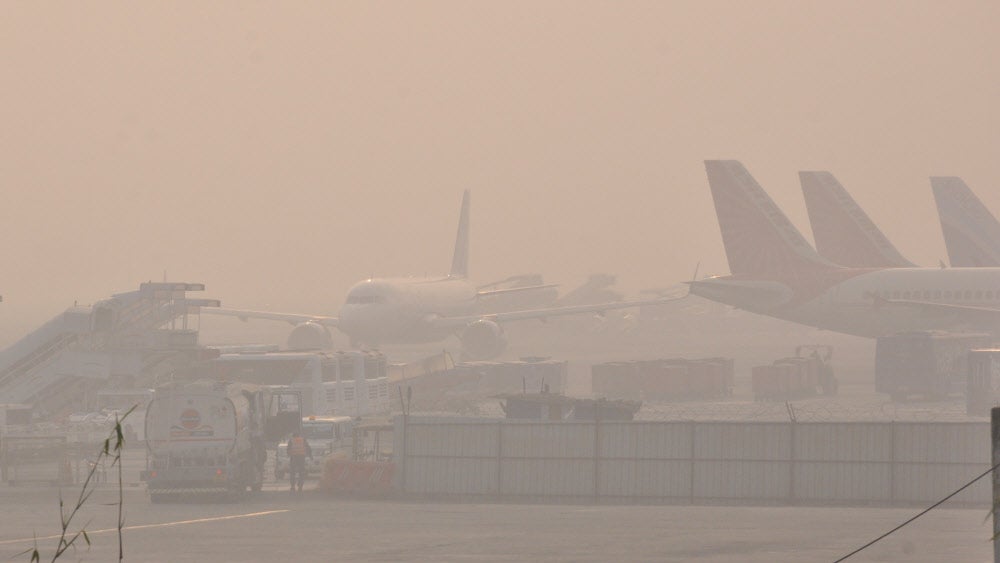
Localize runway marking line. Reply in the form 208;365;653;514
0;509;290;546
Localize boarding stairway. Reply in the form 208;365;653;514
0;282;220;417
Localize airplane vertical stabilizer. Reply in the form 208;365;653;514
931;177;1000;267
799;171;915;268
704;161;838;279
449;190;471;278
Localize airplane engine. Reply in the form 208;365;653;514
287;321;334;351
460;320;507;360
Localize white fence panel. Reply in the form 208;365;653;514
893;423;988;464
599;460;691;498
500;459;594;496
405;422;498;458
599;422;692;460
396;418;993;505
893;463;990;504
405;457;497;495
694;423;790;460
693;460;790;500
502;422;594;459
793;462;891;502
794;423;891;462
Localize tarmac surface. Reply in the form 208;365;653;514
0;483;992;562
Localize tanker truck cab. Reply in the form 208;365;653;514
263;389;305;445
143;381;302;502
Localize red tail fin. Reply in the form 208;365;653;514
704;161;837;278
800;171;914;268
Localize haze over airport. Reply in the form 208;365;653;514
6;4;1000;561
3;2;1000;347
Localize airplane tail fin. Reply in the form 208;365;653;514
704;161;838;278
799;171;915;268
931;177;1000;267
449;190;471;278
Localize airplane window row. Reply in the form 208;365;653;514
875;289;1000;301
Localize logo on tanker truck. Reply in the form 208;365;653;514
169;408;215;438
180;409;200;429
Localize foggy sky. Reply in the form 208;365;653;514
2;1;999;346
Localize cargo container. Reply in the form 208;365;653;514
590;358;734;401
752;364;801;401
752;353;831;402
875;332;991;401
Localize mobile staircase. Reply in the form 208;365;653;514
0;282;220;417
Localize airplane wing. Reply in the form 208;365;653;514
476;284;559;298
425;295;686;330
204;307;339;327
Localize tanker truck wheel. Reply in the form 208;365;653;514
226;485;248;502
251;466;263;492
235;462;259;499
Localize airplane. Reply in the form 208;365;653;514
689;160;1000;338
931;176;1000;267
207;191;672;359
799;171;915;268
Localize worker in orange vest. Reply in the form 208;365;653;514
286;430;313;491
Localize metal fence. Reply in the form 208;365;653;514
393;417;991;506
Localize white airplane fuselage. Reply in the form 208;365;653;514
337;277;479;345
206;188;655;357
692;267;1000;337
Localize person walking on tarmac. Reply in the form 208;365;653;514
286;430;312;492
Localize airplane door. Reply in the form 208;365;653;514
265;390;303;444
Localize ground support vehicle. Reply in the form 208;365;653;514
875;332;991;401
795;345;837;396
274;415;354;480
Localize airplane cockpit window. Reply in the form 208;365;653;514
346;295;383;305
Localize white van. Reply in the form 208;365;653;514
274;416;354;480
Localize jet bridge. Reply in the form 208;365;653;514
0;282;220;417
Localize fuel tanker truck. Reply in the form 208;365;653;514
143;380;301;502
